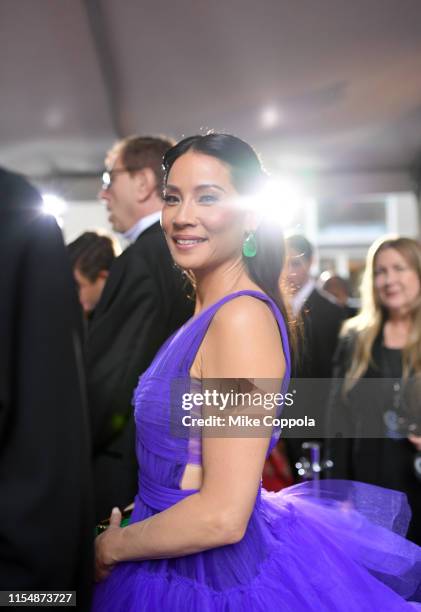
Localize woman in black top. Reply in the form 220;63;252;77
326;236;421;545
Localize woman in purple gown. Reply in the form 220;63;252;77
92;134;421;611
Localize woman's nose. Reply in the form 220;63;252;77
172;200;196;226
383;270;400;286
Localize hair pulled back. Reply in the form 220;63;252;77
163;133;294;347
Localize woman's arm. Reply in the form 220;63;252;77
408;434;421;451
95;297;285;580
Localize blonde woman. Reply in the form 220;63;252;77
327;236;421;545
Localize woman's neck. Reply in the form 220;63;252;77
383;312;412;349
193;259;260;313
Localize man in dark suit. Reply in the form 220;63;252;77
0;168;93;608
283;234;345;479
88;136;194;521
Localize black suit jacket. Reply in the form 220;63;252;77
297;287;346;379
285;287;346;478
0;169;94;608
87;221;194;519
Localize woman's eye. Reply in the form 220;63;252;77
198;194;218;204
163;194;179;205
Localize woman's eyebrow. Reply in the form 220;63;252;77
165;183;227;194
165;184;181;193
194;184;226;193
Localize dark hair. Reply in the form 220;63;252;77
67;232;116;282
107;135;175;193
163;133;296;349
285;234;314;261
322;274;350;294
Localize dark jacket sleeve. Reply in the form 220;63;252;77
324;333;356;479
87;228;193;453
294;290;345;379
0;212;94;604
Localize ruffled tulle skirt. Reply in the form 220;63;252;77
92;480;421;611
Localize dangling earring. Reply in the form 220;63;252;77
242;231;257;258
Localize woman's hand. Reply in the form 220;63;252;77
95;507;123;582
408;434;421;451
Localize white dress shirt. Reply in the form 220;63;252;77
122;211;162;244
291;279;315;316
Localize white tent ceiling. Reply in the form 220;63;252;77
1;0;421;200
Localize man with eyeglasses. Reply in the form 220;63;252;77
88;136;194;522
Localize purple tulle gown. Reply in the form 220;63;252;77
92;290;421;611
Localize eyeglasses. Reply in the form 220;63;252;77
101;168;132;191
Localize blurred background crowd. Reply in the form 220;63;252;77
1;0;421;604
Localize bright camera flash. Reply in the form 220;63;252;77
42;194;67;226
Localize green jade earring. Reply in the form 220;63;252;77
242;231;257;258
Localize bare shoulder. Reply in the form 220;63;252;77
201;295;285;378
211;294;279;333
